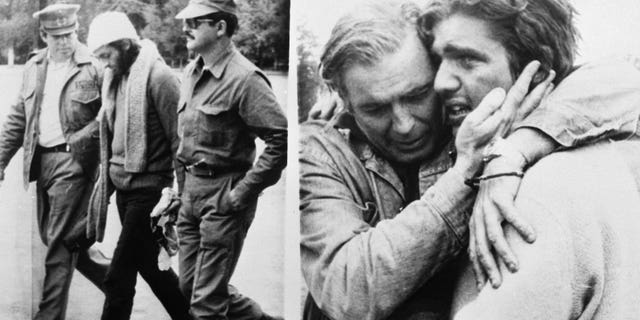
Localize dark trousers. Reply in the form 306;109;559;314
34;151;109;320
177;172;263;320
101;188;190;320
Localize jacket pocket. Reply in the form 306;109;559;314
196;99;232;116
71;90;100;104
195;100;236;147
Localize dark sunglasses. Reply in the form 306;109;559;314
183;18;216;29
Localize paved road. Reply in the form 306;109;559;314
0;66;286;319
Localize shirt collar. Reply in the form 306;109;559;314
194;42;235;79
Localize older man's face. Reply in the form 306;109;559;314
342;31;445;165
431;13;514;131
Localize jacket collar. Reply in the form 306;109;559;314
331;112;406;199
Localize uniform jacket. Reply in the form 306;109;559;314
0;44;101;188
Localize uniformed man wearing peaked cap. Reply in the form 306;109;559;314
0;3;108;319
173;0;287;319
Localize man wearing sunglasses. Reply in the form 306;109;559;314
174;1;287;319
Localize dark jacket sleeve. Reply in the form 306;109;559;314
233;71;287;200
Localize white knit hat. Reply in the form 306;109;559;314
87;11;140;53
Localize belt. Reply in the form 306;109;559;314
184;163;215;177
182;160;249;177
38;143;70;153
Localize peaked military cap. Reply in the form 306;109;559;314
33;3;80;35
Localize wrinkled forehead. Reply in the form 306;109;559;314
342;32;435;105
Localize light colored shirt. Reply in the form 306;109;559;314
38;57;71;147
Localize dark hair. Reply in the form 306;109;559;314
418;0;579;83
319;0;421;96
107;38;141;87
200;11;238;37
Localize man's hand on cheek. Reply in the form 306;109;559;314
498;60;556;137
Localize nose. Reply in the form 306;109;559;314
390;102;415;136
433;60;460;96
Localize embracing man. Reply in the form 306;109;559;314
300;0;640;319
418;0;640;318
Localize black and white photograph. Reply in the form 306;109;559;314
297;0;640;319
2;0;640;319
0;0;289;319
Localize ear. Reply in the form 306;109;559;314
39;30;48;43
216;20;227;37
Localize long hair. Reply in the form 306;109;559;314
108;38;141;89
418;0;579;83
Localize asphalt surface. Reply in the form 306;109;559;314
0;66;286;319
